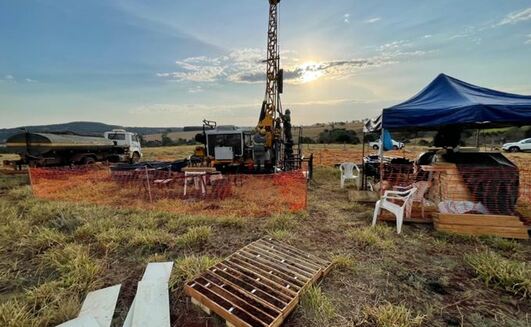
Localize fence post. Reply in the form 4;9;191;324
28;167;34;193
145;166;153;203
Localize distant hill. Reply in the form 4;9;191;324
0;121;183;143
0;121;367;144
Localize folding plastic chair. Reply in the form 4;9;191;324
394;181;431;218
372;187;417;234
339;162;361;189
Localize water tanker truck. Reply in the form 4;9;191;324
3;129;142;168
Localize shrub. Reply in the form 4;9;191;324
465;250;530;298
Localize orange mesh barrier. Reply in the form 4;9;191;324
381;163;531;223
28;165;308;217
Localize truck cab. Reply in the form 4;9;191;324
104;129;143;162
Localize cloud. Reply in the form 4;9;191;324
157;42;430;85
496;7;531;26
188;85;203;93
131;98;382;115
364;17;381;24
526;34;531;45
5;74;14;80
423;34;432;39
344;13;350;24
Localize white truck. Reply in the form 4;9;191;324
4;129;142;168
369;139;405;151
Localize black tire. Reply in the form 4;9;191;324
509;147;520;153
372;145;379;150
131;152;141;163
393;145;399;150
82;156;96;165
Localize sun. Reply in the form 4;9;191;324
299;61;323;83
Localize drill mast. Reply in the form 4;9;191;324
264;0;281;122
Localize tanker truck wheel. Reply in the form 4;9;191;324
82;156;96;165
131;152;141;163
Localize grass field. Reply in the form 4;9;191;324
0;146;530;326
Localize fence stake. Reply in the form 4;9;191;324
28;166;34;193
145;166;153;203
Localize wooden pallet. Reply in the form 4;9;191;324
185;238;333;327
434;213;529;240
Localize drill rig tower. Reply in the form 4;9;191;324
256;0;293;170
194;0;297;173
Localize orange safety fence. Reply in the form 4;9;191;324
28;165;308;218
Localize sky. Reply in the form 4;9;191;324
1;0;531;128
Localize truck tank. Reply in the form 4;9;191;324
5;132;116;156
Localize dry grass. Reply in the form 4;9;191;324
363;303;424;327
170;255;221;287
267;229;293;241
141;145;196;161
346;225;395;250
177;226;212;248
299;285;336;326
466;250;530;298
0;159;530;326
0;300;33;327
331;254;356;272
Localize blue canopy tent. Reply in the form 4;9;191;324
366;74;531;215
381;73;531;130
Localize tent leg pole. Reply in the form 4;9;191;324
379;128;385;196
361;132;366;191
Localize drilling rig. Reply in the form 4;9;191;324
194;0;296;172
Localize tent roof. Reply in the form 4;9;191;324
382;74;531;130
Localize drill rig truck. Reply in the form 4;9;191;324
194;0;301;173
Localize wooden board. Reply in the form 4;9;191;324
434;213;529;240
379;204;436;223
435;213;524;227
185;238;333;327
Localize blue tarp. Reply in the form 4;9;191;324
382;74;531;130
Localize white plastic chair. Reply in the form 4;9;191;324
394;181;432;218
339;162;360;189
372;187;417;234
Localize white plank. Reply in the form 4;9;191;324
56;315;101;327
141;262;174;283
123;262;174;327
122;302;134;327
131;281;170;327
79;284;121;327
